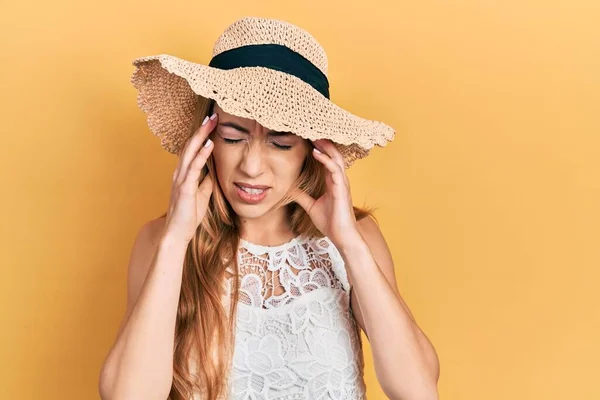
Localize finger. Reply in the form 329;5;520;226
174;136;194;182
178;113;217;182
174;112;218;185
313;139;345;171
174;127;203;183
312;147;346;188
180;138;214;192
292;188;317;215
196;174;213;214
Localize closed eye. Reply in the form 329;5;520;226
272;142;292;151
223;138;292;151
223;138;243;144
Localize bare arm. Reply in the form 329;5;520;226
342;217;439;400
98;217;188;400
98;112;217;399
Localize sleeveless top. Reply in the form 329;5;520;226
192;235;367;400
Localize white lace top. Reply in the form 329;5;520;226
205;234;367;400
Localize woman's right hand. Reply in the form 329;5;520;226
162;112;218;244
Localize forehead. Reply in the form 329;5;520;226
213;103;299;138
213;103;245;121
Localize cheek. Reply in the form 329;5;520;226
211;143;235;182
272;151;307;185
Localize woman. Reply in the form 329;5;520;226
99;16;440;400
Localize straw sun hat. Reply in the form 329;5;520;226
130;16;395;168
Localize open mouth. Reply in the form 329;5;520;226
234;183;270;204
236;185;267;194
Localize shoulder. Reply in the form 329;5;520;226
110;215;169;339
356;214;382;239
143;214;167;242
126;215;167;301
355;215;400;296
131;215;166;256
130;216;167;259
356;216;390;260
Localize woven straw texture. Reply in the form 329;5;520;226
130;16;395;168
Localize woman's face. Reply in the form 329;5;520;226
210;103;309;220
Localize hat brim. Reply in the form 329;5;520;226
130;54;395;167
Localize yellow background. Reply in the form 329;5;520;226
1;0;598;399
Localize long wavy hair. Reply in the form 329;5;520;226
160;95;376;400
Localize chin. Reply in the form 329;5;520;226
229;202;273;219
224;189;277;220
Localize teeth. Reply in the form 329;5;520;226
239;186;265;194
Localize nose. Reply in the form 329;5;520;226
238;140;266;178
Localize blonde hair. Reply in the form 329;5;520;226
161;96;376;399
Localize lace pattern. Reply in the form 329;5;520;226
222;235;367;400
233;235;350;309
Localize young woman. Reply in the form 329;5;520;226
99;16;439;400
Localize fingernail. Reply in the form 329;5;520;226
204;138;213;148
210;113;218;120
313;147;322;154
201;116;209;126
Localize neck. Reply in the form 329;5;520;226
237;206;296;246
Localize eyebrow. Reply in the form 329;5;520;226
218;121;292;137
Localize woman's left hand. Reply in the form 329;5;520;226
294;139;361;249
